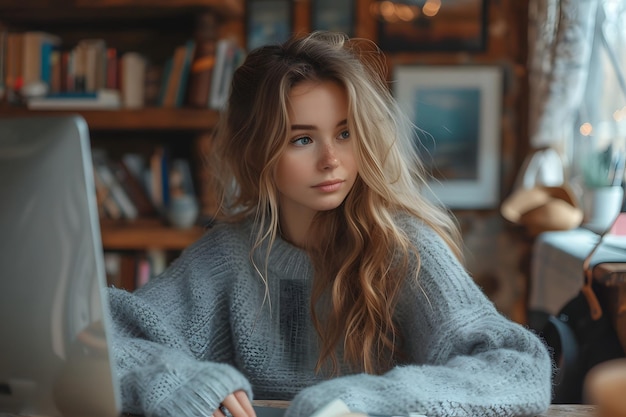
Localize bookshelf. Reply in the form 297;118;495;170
0;107;217;250
0;107;221;131
99;218;205;250
0;0;244;285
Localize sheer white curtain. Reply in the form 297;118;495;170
524;0;598;189
524;0;625;192
572;0;626;188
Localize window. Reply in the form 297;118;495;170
573;0;626;190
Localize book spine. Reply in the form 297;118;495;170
175;40;196;108
157;57;173;107
105;47;118;90
93;153;139;220
209;39;239;110
120;51;146;108
113;158;156;217
186;13;218;108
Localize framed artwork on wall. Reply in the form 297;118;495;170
393;65;503;209
376;0;489;52
311;0;355;36
247;0;292;51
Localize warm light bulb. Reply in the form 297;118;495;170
380;1;398;22
423;0;441;17
396;4;416;21
580;122;593;136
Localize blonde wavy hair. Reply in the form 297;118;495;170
209;31;462;376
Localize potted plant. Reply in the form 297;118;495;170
581;145;624;233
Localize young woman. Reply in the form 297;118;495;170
108;32;552;417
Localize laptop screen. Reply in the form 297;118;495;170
0;115;121;417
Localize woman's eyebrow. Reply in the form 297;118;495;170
290;124;316;130
290;119;348;130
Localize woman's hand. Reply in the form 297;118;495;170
214;390;256;417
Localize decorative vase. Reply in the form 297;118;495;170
167;194;199;229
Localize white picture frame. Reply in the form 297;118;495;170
393;65;503;209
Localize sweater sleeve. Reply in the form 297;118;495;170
286;220;552;417
107;239;253;417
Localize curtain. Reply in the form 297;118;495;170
527;0;599;152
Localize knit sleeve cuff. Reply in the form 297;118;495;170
147;362;252;417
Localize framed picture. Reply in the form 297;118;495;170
377;0;488;52
311;0;355;36
247;0;292;51
393;65;502;209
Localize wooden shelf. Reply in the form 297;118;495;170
0;107;220;131
0;0;244;21
100;219;205;250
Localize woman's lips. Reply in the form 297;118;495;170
313;180;344;192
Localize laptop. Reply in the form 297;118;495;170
0;115;121;417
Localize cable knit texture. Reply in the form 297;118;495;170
108;216;552;417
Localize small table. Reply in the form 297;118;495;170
529;228;626;343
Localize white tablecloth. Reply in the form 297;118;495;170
529;228;626;316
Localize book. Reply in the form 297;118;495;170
112;158;157;217
105;47;118;90
21;31;62;93
144;64;162;107
186;13;218;108
135;255;152;289
148;146;165;210
48;49;61;94
104;251;138;290
175;41;195;107
133;249;169;289
160;40;195;108
77;38;107;92
26;89;121;109
60;50;71;92
92;165;122;220
209;38;241;110
120;51;146;108
5;32;24;101
92;150;138;220
157;56;173;106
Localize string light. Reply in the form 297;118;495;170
580;122;593;136
370;0;441;23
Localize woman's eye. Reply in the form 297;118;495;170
292;136;312;146
339;130;350;140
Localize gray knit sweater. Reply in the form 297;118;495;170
107;216;552;417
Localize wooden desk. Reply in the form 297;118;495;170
253;401;597;416
539;405;597;416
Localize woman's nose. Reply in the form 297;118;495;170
318;143;339;170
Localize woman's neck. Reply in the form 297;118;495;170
278;211;315;248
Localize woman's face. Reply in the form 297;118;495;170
274;80;358;235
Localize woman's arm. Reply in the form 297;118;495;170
107;237;253;417
286;219;552;417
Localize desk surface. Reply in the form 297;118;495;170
538;405;597;416
253;401;597;416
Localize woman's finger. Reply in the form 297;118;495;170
221;392;253;417
234;390;256;417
